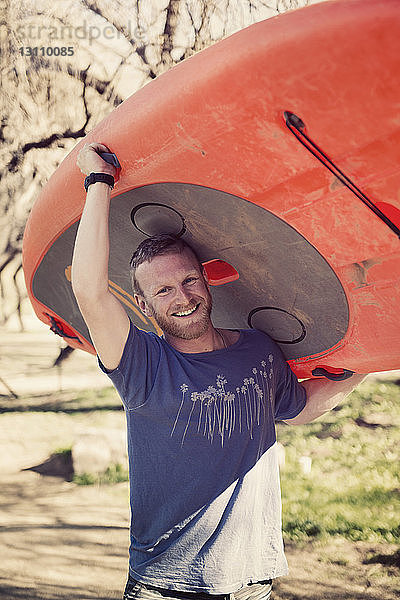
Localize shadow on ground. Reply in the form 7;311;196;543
0;390;123;414
0;581;118;600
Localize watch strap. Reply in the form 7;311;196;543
84;172;115;192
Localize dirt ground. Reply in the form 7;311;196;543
1;321;399;600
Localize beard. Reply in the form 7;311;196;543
149;291;213;341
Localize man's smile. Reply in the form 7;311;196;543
171;303;200;317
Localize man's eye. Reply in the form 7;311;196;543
184;277;197;284
156;287;169;295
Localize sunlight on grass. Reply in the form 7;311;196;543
73;463;129;485
278;380;400;543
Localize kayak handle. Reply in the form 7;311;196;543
99;152;121;168
312;367;354;381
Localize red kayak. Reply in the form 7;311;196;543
23;0;400;380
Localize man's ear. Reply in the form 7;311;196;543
134;294;153;317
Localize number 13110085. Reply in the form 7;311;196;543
19;47;74;57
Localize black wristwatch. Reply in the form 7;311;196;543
84;172;115;192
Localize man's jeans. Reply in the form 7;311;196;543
123;576;273;600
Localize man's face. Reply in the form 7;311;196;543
134;249;213;341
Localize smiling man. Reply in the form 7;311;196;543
130;237;239;353
72;143;365;600
132;242;213;342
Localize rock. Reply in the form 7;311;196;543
72;428;127;476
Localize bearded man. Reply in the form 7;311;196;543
72;143;365;600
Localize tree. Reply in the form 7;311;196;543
0;0;313;329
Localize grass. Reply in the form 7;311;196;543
53;446;73;457
277;379;400;544
73;462;129;486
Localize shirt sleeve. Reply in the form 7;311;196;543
98;320;162;410
273;347;307;421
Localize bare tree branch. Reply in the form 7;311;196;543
1;0;312;328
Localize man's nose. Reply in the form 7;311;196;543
175;286;192;304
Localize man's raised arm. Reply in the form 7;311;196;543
71;142;130;370
283;374;367;425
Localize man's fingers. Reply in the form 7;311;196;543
77;142;116;176
88;142;110;152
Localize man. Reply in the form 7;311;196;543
72;142;365;600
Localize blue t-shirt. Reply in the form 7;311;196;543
100;323;306;594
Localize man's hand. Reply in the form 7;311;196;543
77;142;116;177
